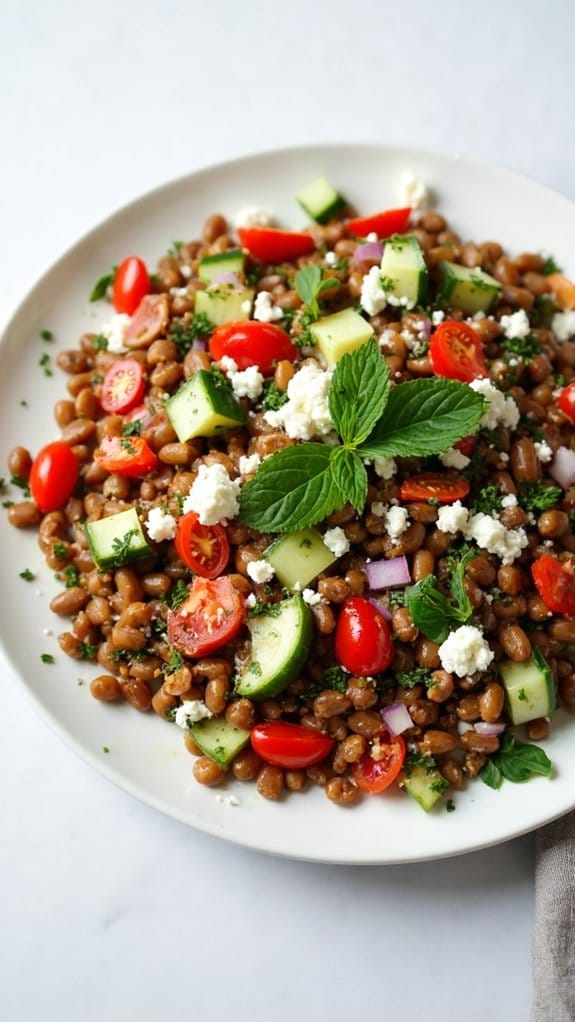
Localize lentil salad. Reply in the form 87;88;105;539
6;174;575;811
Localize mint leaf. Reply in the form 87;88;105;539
90;266;117;302
330;448;367;512
447;548;475;624
329;338;389;445
495;733;552;784
295;265;338;318
405;576;454;644
479;758;502;790
238;444;343;532
358;379;485;458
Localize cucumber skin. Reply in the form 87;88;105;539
235;597;313;701
84;507;151;570
189;718;250;769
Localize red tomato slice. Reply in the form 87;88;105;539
532;556;575;618
400;473;470;503
250;722;334;769
237;226;315;263
335;597;394;676
429;320;487;382
125;401;156;431
100;359;145;414
167;576;245;657
175;512;229;579
352;732;406;794
558;381;575;422
209;320;297;373
123;294;169;349
346;207;412;239
29;442;79;513
454;435;476;458
112;256;150;315
94;435;157;477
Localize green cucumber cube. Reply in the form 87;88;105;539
266;528;337;590
380;235;428;307
85;506;152;571
499;647;555;725
166;370;245;442
403;763;447;812
190;718;251;769
198;249;245;285
195;286;254;325
438;261;500;314
309;308;374;368
296;176;347;224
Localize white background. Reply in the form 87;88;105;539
1;2;573;1019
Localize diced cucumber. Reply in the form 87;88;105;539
380;235;428;307
309;308;374;368
296;176;347;224
189;718;250;770
438;261;500;314
235;596;312;700
499;646;556;725
266;528;336;590
402;762;447;812
198;249;245;285
166;369;245;442
85;506;151;571
195;286;254;325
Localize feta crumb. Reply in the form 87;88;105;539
175;700;213;728
323;527;350;558
534;440;553;463
182;463;240;526
469;377;520;430
42;627;53;636
100;313;131;354
384;505;409;539
436;501;470;535
439;447;470;470
438;625;494;678
227;795;240;807
324;251;338;268
253;290;284;323
551;310;575;343
246;559;275;584
245;593;257;608
264;363;333;440
374;457;397;479
500;309;531;339
145;506;178;542
463;511;528;565
235;206;274;229
499;452;510;463
238;452;261;476
366;231;379;244
431;310;445;326
360;265;388;316
501;494;518;508
301;588;325;606
371;501;386;518
220;355;239;374
398;171;428;210
230;365;264;400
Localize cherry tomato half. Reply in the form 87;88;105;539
352;732;406;794
237;226;315;263
532;556;575;618
94;435;157;477
124;400;156;432
400;473;470;503
100;358;145;414
335;597;394;676
558;381;575;422
429;320;487;382
454;435;476;458
167;576;245;657
29;441;79;513
175;512;229;579
250;722;334;769
209;321;298;373
112;256;150;316
346;206;411;239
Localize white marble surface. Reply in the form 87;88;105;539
2;1;573;1018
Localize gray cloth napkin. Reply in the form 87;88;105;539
532;812;575;1021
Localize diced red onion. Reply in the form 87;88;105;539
474;722;506;736
192;338;207;351
366;556;411;590
381;701;413;736
210;271;242;287
352;241;383;265
549;446;575;489
367;596;392;622
420;317;432;340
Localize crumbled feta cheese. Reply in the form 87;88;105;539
241;299;253;315
264;363;333;440
238;452;262;476
398;171;428;210
499;452;510;463
360;265;388;316
374;457;397;479
366;231;379;244
253;290;284;323
501;494;518;508
500;309;531;339
436;501;470;535
431;310;445;326
100;313;131;354
175;700;213;728
220;355;239;374
301;588;325;606
230;365;264;400
323;527;350;558
439;447;470;470
534;440;553;463
371;501;386;518
42;627;53;636
227;795;240;807
324;251;338;268
235;206;274;229
145;506;177;542
246;559;275;584
245;592;257;608
182;463;240;526
469;377;520;430
169;286;189;297
463;512;529;565
438;625;494;678
551;310;575;343
384;505;409;539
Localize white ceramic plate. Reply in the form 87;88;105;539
1;143;574;864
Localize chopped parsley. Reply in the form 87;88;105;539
471;485;503;516
324;664;348;693
168;313;213;356
501;334;541;364
120;437;136;454
517;688;528;702
11;474;31;497
164;650;184;675
20;400;28;407
92;334;109;350
519;482;562;513
60;564;80;588
102;746;110;754
52;541;68;560
109;647;149;663
387;590;406;611
122;419;142;437
166;578;190;611
19;568;35;581
541;254;562;276
260;381;289;412
78;642;97;660
167;240;184;257
40;653;55;664
40;329;53;342
39;352;53;377
248;661;262;677
446;799;456;813
111;528;138;562
397;667;433;689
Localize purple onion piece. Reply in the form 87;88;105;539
381;701;413;736
366;556;411;590
367;596;392;622
210;271;242;287
474;721;506;736
352;241;384;265
192;338;207;351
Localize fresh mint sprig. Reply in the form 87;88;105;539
238;339;485;533
404;549;475;644
295;265;338;318
480;733;552;789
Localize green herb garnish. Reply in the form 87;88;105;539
164;650;183;675
405;549;475;644
479;733;552;789
39;352;53;377
78;642;97;660
169;313;213;356
501;334;541;364
19;568;34;581
122;419;142;437
41;653;55;664
397;667;433;689
519;481;562;513
471;485;503;516
90;266;117;302
40;329;53;342
111;528;138;562
167;579;190;611
541;255;562;276
93;334;109;351
295;265;339;319
324;664;348;693
261;381;289;412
